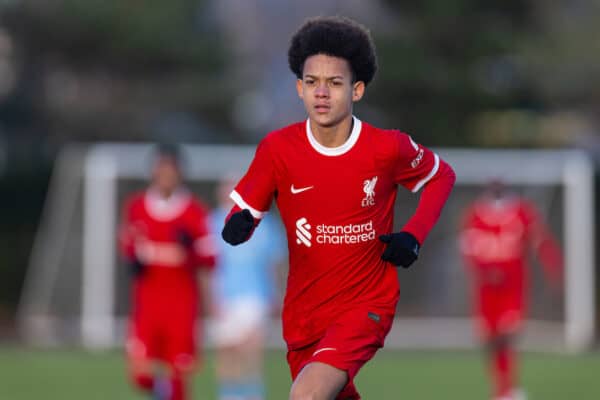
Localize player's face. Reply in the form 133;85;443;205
152;157;181;196
296;54;365;128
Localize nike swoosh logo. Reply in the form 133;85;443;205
291;184;314;194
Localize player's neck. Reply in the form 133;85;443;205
309;115;353;148
152;186;178;200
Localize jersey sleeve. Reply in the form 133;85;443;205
522;201;563;285
393;134;440;192
187;200;218;270
458;206;478;264
230;138;277;219
117;196;137;261
457;205;492;283
392;132;456;243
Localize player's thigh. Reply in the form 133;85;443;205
478;308;524;342
215;345;243;378
242;328;266;363
497;307;524;335
287;308;392;399
164;309;198;373
126;322;155;375
314;308;393;380
289;361;348;400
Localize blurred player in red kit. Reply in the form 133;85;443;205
460;180;563;400
221;16;456;400
119;144;217;400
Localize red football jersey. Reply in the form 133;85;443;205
460;195;563;294
119;188;217;296
231;117;454;349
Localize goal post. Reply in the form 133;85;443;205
18;144;595;353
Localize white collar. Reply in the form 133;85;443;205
306;116;362;156
475;195;520;225
144;187;190;221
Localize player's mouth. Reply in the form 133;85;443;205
314;104;331;113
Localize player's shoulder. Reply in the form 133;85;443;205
186;193;211;215
469;195;493;214
123;191;145;209
515;197;539;218
252;121;305;163
364;121;416;159
120;192;146;220
460;198;485;224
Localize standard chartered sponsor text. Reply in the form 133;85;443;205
315;220;376;244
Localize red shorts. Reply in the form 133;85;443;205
476;287;524;339
126;300;198;372
286;307;394;400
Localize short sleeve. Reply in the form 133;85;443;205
117;196;138;259
393;133;440;193
520;200;549;244
187;200;218;268
230;138;277;219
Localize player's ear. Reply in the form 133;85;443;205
296;79;304;99
352;81;365;102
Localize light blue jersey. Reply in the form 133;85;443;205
211;207;287;306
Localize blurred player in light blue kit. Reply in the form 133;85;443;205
210;175;287;400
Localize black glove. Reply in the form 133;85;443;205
379;231;420;268
221;209;255;245
128;257;146;278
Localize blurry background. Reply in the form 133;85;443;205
0;0;599;399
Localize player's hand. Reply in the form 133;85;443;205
379;231;420;268
128;257;146;278
222;209;255;245
176;229;194;249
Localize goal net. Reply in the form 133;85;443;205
18;144;595;353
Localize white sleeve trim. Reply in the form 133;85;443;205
412;153;440;193
408;135;420;151
229;190;266;219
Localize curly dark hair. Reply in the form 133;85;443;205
288;16;378;85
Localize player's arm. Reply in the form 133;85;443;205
222;139;277;246
457;208;488;286
457;208;480;268
198;268;216;317
118;198;146;277
380;134;456;268
182;201;218;269
524;202;563;288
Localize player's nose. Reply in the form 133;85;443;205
315;82;329;98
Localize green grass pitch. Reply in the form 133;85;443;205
0;347;598;399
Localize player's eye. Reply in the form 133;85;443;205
331;80;343;86
305;79;315;85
